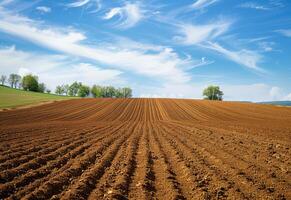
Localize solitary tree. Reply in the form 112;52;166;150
22;74;39;91
78;85;90;97
46;89;51;94
0;75;6;85
203;85;223;100
8;74;21;88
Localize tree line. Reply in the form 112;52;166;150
1;73;223;100
55;83;132;98
1;74;47;93
0;73;133;98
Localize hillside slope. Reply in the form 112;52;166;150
0;85;76;109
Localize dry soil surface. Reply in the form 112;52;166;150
0;98;290;200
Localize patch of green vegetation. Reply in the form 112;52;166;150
0;85;77;109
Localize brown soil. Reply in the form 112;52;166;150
0;98;290;200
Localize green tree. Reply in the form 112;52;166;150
100;86;107;97
46;89;51;94
8;74;21;88
0;75;7;85
91;85;102;98
68;82;82;96
122;87;132;98
22;74;39;91
115;88;124;98
38;83;46;93
78;85;90;97
203;85;223;101
107;86;116;98
55;85;65;95
63;84;70;96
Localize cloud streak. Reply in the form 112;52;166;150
191;0;220;10
0;46;123;89
276;29;291;37
36;6;51;13
174;18;264;72
67;0;90;8
239;2;269;10
103;2;144;29
201;42;264;72
0;9;192;83
175;20;231;45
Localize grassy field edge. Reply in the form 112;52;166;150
0;85;78;109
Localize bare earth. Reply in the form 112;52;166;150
0;98;290;200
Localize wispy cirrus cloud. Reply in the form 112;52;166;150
67;0;101;13
0;46;123;89
103;2;144;29
175;20;231;45
36;6;51;13
67;0;90;8
276;29;291;37
174;18;264;72
191;0;220;10
0;8;193;83
201;42;264;72
239;2;269;10
269;0;284;8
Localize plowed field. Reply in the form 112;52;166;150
0;98;290;200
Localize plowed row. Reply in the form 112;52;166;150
0;98;290;199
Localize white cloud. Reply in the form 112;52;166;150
276;29;291;37
67;0;101;13
36;6;51;13
239;2;269;10
67;0;90;8
175;20;231;45
0;46;123;90
103;2;144;28
0;9;192;83
191;0;220;9
173;17;266;72
258;41;274;52
201;42;263;72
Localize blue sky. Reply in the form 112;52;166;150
0;0;290;101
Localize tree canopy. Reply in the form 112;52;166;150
203;85;223;101
8;74;21;88
0;75;6;85
22;74;39;92
90;85;132;98
1;72;134;98
68;82;82;96
78;85;90;97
